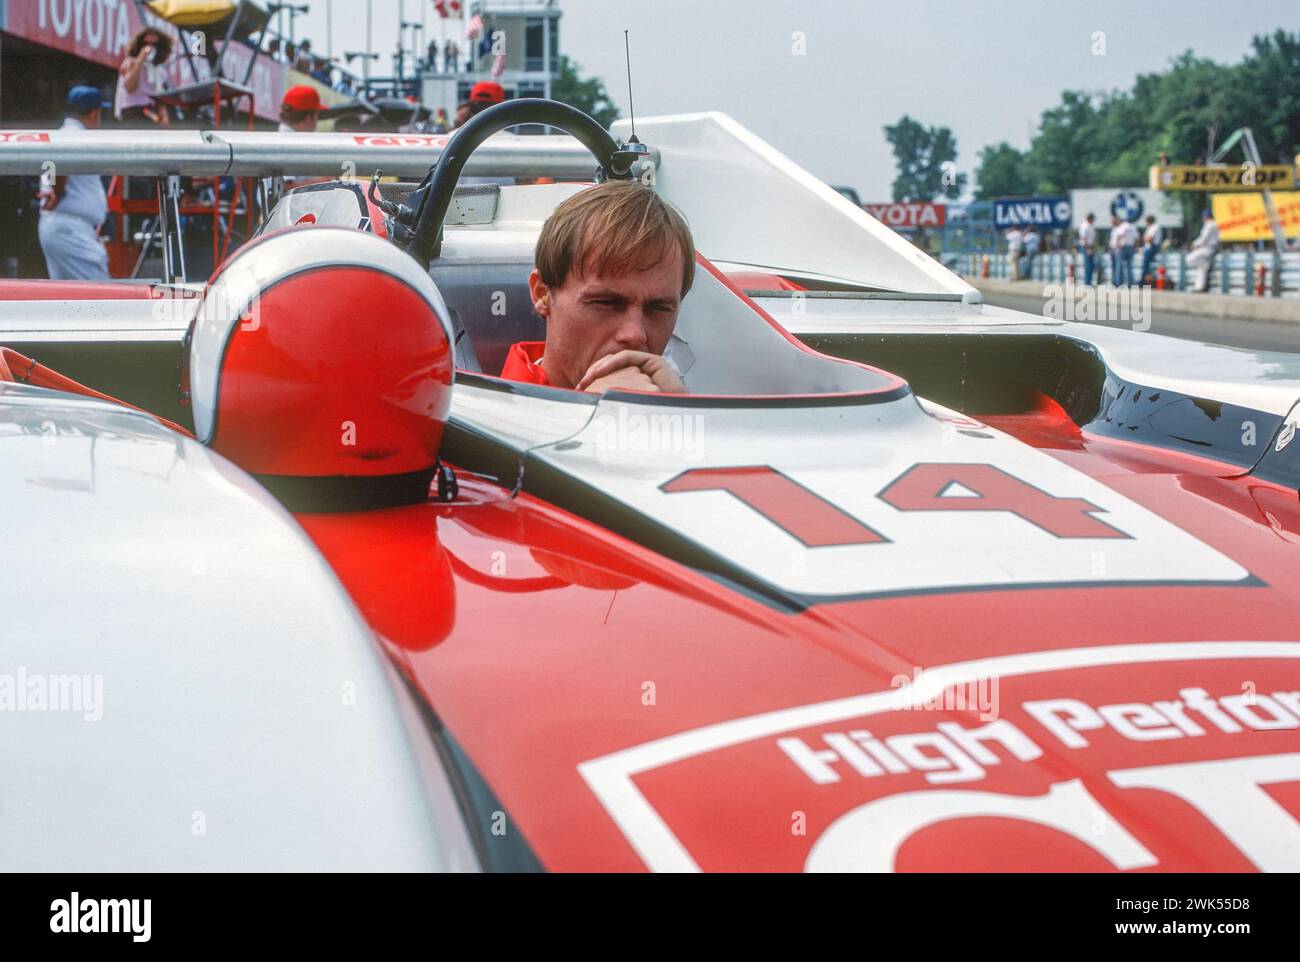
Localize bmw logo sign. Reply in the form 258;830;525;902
1054;200;1071;224
1111;190;1145;222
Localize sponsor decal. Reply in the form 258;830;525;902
1070;187;1184;228
0;132;52;144
549;402;1251;600
865;202;946;230
580;642;1300;871
994;196;1072;230
1152;164;1296;192
11;0;139;67
352;135;450;148
1212;191;1300;242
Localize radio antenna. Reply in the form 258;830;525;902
624;30;640;144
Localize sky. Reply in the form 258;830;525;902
292;0;1298;200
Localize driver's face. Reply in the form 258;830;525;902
529;249;684;390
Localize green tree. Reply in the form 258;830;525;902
550;55;619;129
973;142;1032;199
883;115;967;201
1234;30;1300;161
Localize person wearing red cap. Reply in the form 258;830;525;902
279;85;321;132
452;82;507;130
469;81;505;105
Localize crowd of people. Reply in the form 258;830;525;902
33;16;514;282
1004;207;1223;293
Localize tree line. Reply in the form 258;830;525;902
887;30;1300;211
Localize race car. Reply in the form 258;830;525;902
1;99;1299;872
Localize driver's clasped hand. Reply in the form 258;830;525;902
575;350;686;394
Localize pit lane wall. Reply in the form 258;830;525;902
968;276;1300;326
956;250;1300;301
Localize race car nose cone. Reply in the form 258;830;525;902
188;227;455;508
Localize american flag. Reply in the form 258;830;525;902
465;13;484;39
491;47;506;77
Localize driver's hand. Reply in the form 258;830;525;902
576;350;686;394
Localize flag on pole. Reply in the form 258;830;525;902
466;13;484;39
491;48;506;77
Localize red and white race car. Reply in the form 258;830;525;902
1;100;1298;871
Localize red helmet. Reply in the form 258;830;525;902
188;227;454;509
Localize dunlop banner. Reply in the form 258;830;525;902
1150;164;1296;191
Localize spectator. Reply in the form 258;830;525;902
116;26;172;127
279;85;321;132
38;87;110;281
1186;208;1220;293
444;39;460;73
1021;224;1041;278
432;107;450;133
295;40;315;73
1140;214;1164;286
1112;216;1138;286
470;81;505;107
266;39;282;62
1006;227;1023;280
1078;212;1097;285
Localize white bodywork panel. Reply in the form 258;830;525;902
517;390;1249;600
768;295;1300;418
0;385;475;870
614;112;977;299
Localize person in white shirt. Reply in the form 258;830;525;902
1006;228;1023;280
1186;209;1220;292
38;88;110;281
1078;213;1098;285
1139;215;1164;286
1109;216;1137;286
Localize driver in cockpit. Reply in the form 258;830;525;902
500;181;694;394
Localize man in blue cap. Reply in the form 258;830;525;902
38;85;110;280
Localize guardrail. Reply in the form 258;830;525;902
948;251;1300;298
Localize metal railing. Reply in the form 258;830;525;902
951;250;1300;298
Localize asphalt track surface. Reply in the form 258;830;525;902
982;290;1300;355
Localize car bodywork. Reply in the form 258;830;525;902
1;107;1299;872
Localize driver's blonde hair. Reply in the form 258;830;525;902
535;181;695;297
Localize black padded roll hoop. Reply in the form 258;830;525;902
407;99;633;266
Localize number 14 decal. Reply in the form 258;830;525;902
660;464;1130;545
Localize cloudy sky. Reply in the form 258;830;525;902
294;0;1297;200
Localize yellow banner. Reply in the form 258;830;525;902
1211;191;1300;242
1150;164;1295;191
